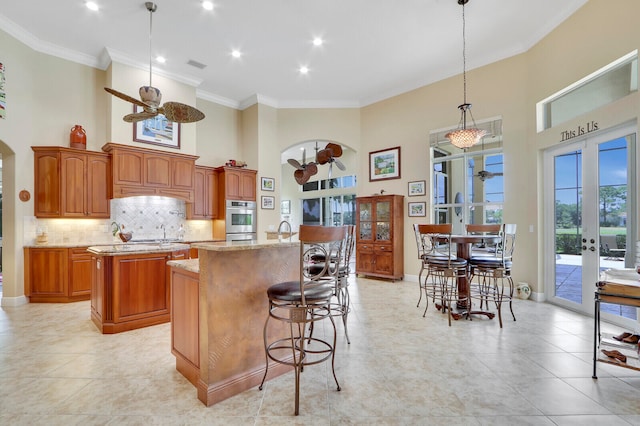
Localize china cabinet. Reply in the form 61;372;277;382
355;194;404;280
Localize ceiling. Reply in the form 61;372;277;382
0;0;588;111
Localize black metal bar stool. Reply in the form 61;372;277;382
259;225;347;415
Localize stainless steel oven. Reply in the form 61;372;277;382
225;200;257;238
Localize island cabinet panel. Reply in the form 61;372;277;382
24;246;91;302
90;248;190;334
102;142;198;202
170;265;200;386
32;147;110;218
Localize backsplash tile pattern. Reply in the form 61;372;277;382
24;196;213;246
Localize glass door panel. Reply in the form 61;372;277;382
376;201;390;221
545;125;636;326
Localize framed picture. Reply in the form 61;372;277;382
369;146;401;181
261;177;275;191
408;180;426;197
408;201;426;217
133;105;181;148
281;199;291;214
261;195;275;210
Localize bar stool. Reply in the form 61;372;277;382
468;223;517;327
259;225;347;415
415;224;468;326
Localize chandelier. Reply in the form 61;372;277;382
445;0;486;149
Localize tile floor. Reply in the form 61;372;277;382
1;275;640;425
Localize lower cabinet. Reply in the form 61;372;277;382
170;264;200;386
24;246;91;302
91;249;189;334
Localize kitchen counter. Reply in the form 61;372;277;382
171;238;300;406
88;243;190;255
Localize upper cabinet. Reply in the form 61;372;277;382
186;165;219;220
215;166;257;202
102;143;199;202
32;146;111;218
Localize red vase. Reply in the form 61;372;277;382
70;125;86;149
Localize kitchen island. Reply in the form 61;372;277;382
169;239;300;406
88;242;190;334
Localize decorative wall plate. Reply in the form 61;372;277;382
19;190;30;202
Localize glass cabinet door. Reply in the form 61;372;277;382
376;201;390;221
358;201;373;240
375;200;391;241
359;221;372;240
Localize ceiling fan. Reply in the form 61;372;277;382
315;142;346;178
475;170;503;181
104;2;205;124
287;148;318;185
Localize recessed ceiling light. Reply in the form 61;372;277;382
299;66;309;75
312;37;323;47
231;50;242;58
156;56;166;63
86;1;99;11
202;1;214;11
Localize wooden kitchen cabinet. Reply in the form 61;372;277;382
355;194;404;280
102;142;199;202
24;246;91;302
186;166;218;219
32;147;110;218
90;248;190;333
215;166;256;202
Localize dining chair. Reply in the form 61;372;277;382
466;223;501;256
414;223;468;325
258;225;347;415
468;223;517;327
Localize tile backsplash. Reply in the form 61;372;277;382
24;196;213;246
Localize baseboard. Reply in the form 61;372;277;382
1;295;29;307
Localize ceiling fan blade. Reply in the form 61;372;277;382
123;111;158;123
325;142;343;158
335;158;346;171
306;162;318;176
161;102;205;123
294;169;308;185
104;87;148;108
287;158;303;170
315;148;331;165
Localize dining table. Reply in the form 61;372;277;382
448;234;501;320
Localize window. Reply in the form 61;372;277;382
430;118;504;230
537;51;638;131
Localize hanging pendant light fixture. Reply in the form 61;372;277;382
445;0;486;149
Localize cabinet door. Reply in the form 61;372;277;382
225;169;242;199
206;169;218;218
357;200;373;242
69;247;92;296
26;248;68;297
239;171;256;200
60;152;87;217
112;150;144;186
144;154;171;188
34;151;61;217
356;243;374;273
374;245;394;275
114;255;170;322
86;154;110;217
375;199;392;242
189;167;207;218
171;157;195;190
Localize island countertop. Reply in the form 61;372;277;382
87;242;191;255
191;238;299;252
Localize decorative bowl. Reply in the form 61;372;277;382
118;232;133;243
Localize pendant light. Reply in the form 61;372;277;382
445;0;486;149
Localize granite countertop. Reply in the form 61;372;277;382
192;239;299;252
167;258;199;274
87;243;191;255
25;239;224;249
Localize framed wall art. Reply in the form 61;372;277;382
261;177;275;191
133;105;181;148
369;146;401;181
261;195;275;210
408;180;426;196
408;201;426;217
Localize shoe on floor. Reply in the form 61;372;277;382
613;332;632;341
602;349;627;363
622;334;640;344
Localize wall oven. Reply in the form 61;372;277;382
225;200;257;240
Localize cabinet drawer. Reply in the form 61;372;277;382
357;243;374;253
374;245;392;253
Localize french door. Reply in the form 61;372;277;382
544;124;637;327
